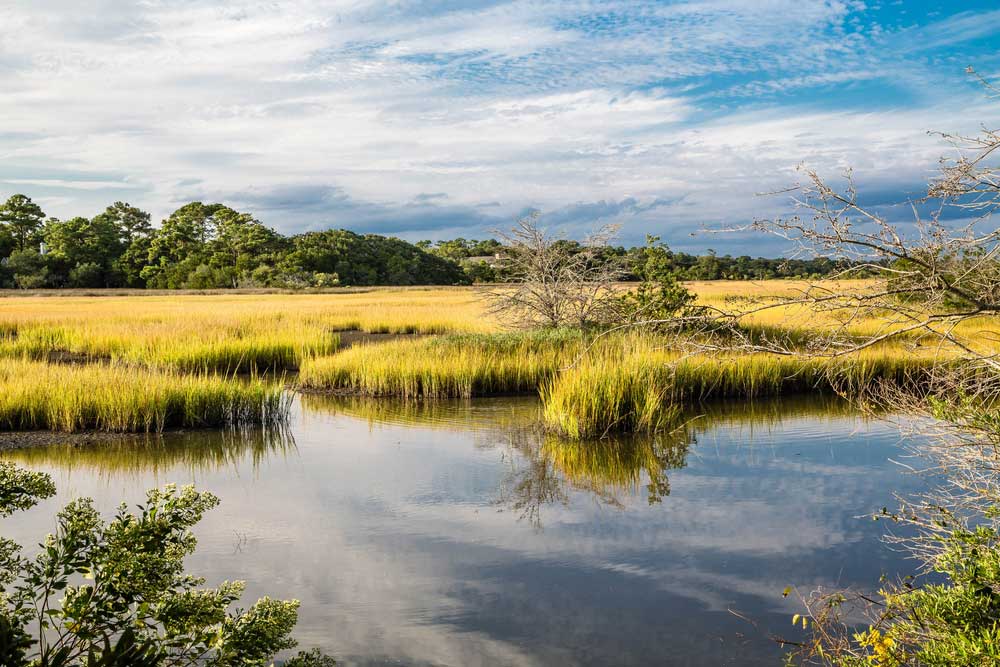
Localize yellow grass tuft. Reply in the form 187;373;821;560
0;359;287;432
298;330;581;397
540;337;939;438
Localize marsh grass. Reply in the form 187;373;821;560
0;290;492;433
300;322;935;438
0;318;338;372
0;290;493;372
0;283;993;437
0;360;288;432
298;329;583;397
298;320;931;439
0;284;995;373
541;339;937;438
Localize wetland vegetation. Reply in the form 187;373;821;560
0;276;964;664
0;262;992;665
0;280;968;436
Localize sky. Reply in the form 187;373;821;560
2;1;1000;253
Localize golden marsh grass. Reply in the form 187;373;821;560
0;290;494;372
298;330;581;397
0;359;286;432
0;281;994;435
539;338;937;438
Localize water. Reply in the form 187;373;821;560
1;395;930;666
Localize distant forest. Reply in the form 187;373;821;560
0;194;853;289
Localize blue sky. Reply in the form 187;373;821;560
2;1;999;253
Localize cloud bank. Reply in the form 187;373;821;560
1;1;999;252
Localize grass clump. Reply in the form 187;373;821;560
0;360;288;432
540;358;683;439
298;329;583;397
0;318;339;372
542;338;936;439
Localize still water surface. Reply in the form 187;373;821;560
1;395;929;666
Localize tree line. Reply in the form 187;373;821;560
423;236;854;282
0;194;854;289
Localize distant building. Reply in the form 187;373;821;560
462;253;504;268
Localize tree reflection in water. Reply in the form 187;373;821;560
494;423;691;527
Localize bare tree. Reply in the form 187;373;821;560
740;165;1000;361
484;213;625;328
734;74;1000;665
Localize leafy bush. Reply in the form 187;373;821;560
794;517;1000;666
616;236;697;326
67;261;105;288
0;461;333;666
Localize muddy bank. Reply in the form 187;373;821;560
334;330;431;349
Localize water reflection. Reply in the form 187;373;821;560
300;393;543;433
1;394;919;667
302;392;859;434
7;425;296;477
6;394;863;527
494;429;686;526
305;393;866;525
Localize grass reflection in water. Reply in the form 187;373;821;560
4;425;296;477
3;394;866;527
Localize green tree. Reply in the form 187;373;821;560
141;203;220;288
208;208;281;287
278;230;465;287
431;238;471;261
691;249;721;280
119;236;153;288
462;260;497;283
0;194;46;253
43;216;125;287
617;236;696;325
93;202;153;287
142;203;280;289
5;249;49;289
94;201;153;244
0;224;13;260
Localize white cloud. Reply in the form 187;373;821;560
0;0;995;251
1;178;144;191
